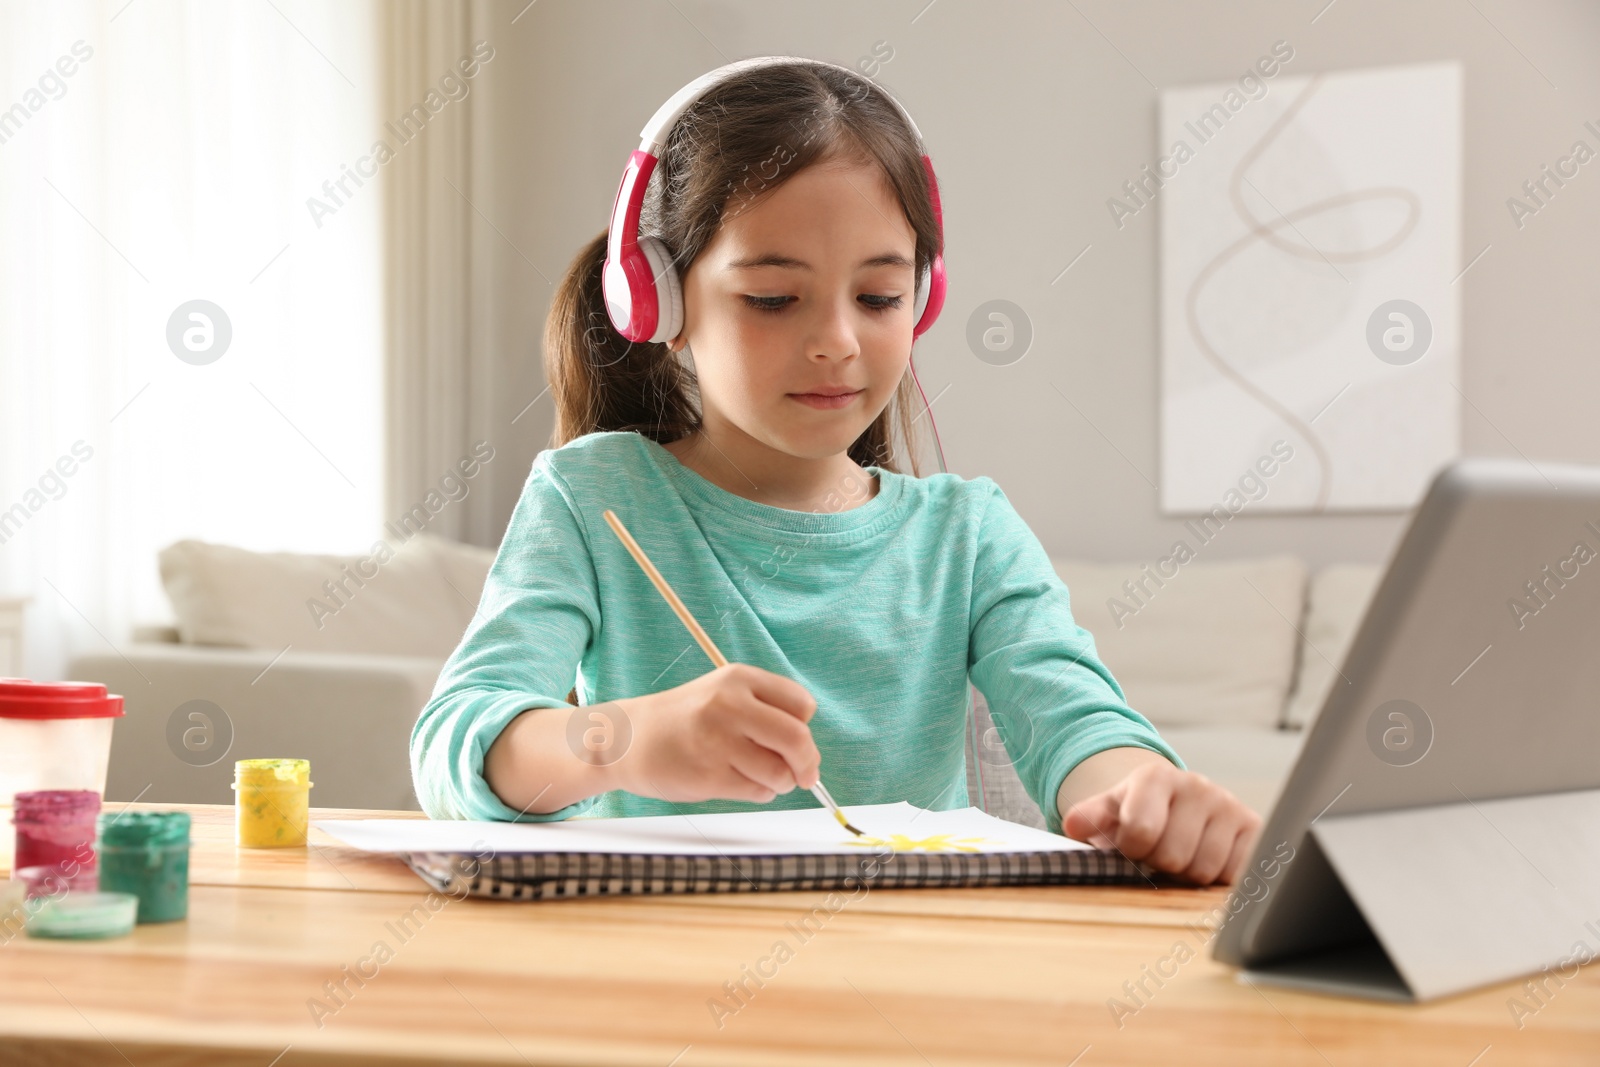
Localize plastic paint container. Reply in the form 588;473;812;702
97;811;191;923
25;891;138;940
12;789;100;892
233;759;312;848
0;680;124;809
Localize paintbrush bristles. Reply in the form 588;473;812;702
812;780;862;836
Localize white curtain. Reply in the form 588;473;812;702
0;0;384;680
380;0;501;548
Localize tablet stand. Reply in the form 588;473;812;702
1243;788;1600;1001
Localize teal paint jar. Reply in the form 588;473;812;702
96;811;191;923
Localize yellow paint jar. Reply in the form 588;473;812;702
232;759;312;848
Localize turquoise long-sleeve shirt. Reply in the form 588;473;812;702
410;430;1181;835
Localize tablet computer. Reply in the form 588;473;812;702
1211;458;1600;1000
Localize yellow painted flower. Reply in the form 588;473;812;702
844;833;990;853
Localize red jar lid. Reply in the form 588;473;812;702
0;679;124;719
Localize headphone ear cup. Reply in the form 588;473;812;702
638;236;683;344
912;262;930;327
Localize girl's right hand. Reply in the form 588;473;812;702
614;663;822;804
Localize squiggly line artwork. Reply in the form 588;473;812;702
1184;74;1421;511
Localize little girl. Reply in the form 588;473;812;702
411;57;1260;886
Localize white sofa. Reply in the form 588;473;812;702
68;536;1382;821
72;533;497;812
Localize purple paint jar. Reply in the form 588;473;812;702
12;789;100;895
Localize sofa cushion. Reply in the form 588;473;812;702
158;533;495;658
1049;555;1308;730
429;534;498;618
1282;564;1384;729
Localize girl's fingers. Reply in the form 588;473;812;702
1111;768;1177;860
1065;767;1262;884
714;770;779;804
727;739;798;798
1062;791;1122;847
1222;818;1260;885
734;663;818;723
736;699;821;788
1144;784;1211;874
1179;814;1237;885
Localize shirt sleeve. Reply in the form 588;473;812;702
409;453;604;822
967;481;1184;835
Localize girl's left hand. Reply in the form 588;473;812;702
1062;761;1262;886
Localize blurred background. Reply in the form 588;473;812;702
2;0;1597;812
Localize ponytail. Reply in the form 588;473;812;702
544;229;700;449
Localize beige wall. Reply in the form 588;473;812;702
466;0;1600;569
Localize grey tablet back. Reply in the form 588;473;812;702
1211;458;1600;999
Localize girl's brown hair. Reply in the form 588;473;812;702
543;61;941;475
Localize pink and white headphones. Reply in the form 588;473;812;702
601;55;948;346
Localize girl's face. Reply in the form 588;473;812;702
669;156;918;463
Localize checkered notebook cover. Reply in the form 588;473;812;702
403;846;1145;901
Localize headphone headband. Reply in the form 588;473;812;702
603;55;947;345
636;56;929;154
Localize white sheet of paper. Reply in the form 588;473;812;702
315;802;1091;857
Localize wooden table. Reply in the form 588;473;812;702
1;803;1596;1065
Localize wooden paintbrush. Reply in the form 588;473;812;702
602;508;865;837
